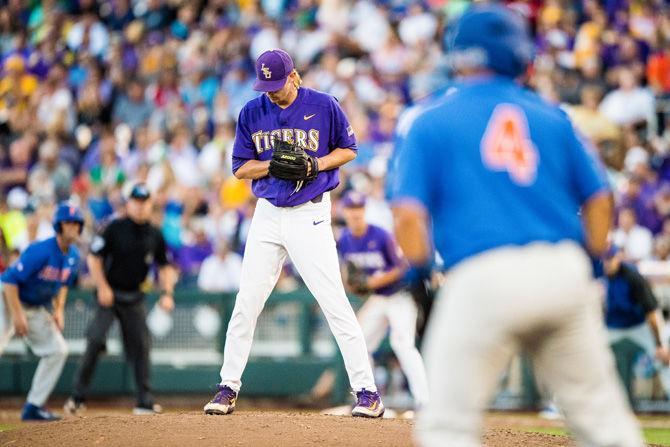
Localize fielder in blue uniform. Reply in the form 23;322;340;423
391;4;644;446
0;202;82;421
204;49;382;417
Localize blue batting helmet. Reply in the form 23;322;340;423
446;3;534;78
53;202;84;234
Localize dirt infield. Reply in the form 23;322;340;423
0;410;576;447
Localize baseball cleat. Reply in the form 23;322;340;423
204;384;238;415
21;403;61;422
63;397;86;417
132;403;163;415
351;389;385;418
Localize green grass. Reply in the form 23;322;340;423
0;424;17;433
525;427;670;445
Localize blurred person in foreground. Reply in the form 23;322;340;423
64;184;177;416
0;202;82;421
391;4;643;446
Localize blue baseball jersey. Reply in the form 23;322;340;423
1;237;80;306
391;75;609;269
338;224;407;296
232;87;356;207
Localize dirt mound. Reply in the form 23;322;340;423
0;411;577;447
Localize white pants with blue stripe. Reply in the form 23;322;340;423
0;283;68;407
417;241;644;447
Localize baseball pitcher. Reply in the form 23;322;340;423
391;4;644;447
0;202;82;421
204;49;383;418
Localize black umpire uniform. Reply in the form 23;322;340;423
68;184;172;412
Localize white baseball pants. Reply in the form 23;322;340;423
0;292;68;407
219;195;376;392
358;291;429;406
417;241;643;447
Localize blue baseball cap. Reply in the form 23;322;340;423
342;191;367;208
253;49;294;92
129;183;151;201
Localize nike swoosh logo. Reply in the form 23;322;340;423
313;220;325;226
304;114;316;120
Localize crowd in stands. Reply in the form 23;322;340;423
0;0;669;290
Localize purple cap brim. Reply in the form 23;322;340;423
253;77;288;92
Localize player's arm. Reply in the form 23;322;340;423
155;230;177;312
368;232;408;289
323;96;357;171
232;107;268;180
566;121;613;257
390;109;436;266
52;286;68;331
234;159;270;180
2;283;28;336
87;253;114;307
316;148;356;171
393;203;431;265
628;267;670;364
367;267;405;290
581;191;614;257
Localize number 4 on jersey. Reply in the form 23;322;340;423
480;104;539;186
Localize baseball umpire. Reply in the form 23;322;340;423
391;4;644;447
204;49;383;418
0;202;82;421
64;183;177;416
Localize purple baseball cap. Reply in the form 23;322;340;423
342;191;367;208
253;49;294;92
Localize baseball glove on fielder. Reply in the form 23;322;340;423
269;139;319;182
346;261;370;295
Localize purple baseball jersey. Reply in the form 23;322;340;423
232;87;356;207
338;224;407;296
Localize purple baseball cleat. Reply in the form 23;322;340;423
351;389;385;418
204;384;238;415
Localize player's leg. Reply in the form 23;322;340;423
621;323;670;398
417;270;517;447
69;302;115;408
386;291;429;407
528;245;644;447
115;299;155;412
22;306;68;420
357;295;389;355
283;197;380;416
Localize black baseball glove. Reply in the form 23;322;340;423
346;261;370;295
269;139;319;182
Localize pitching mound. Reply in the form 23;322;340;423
0;411;573;447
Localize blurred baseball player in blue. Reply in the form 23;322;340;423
391;4;644;447
0;202;82;421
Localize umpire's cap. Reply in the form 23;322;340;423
128;183;151;201
53;201;84;234
446;3;534;78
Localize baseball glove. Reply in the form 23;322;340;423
269;139;319;182
346;261;370;295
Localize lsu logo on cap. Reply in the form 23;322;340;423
261;63;272;79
